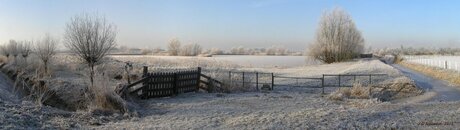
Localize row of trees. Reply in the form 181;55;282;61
167;38;203;56
377;46;460;56
0;35;58;74
228;45;294;56
122;44;300;56
1;13;116;89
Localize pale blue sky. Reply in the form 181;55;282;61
1;0;459;50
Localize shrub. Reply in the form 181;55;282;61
180;43;202;56
167;38;181;56
309;7;365;64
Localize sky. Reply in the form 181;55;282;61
1;0;460;51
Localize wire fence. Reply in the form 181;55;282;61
404;55;460;72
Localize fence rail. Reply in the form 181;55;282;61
228;71;274;90
228;70;387;94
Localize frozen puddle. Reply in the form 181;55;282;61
393;64;460;103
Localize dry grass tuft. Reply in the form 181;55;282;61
328;88;351;101
329;82;370;101
350;83;370;99
89;74;128;113
0;56;7;63
386;77;418;92
400;61;460;85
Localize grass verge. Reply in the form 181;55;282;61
399;61;460;86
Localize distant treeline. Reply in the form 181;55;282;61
375;46;460;56
112;43;304;56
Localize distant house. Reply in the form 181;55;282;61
360;54;373;58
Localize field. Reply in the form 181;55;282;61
109;55;319;68
404;55;460;72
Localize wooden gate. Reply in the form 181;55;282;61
127;67;201;99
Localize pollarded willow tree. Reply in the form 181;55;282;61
309;8;365;64
64;13;117;86
35;34;58;75
0;44;10;59
20;40;32;64
8;40;19;64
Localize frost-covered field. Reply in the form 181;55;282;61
109;55;320;68
90;59;459;129
404;55;460;72
211;55;320;67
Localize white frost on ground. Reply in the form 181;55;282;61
91;59;460;129
96;87;460;129
1;57;460;129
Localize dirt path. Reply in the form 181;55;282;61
392;64;460;103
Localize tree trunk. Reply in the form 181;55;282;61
90;64;95;88
44;61;48;76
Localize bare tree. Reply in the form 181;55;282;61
35;34;58;75
8;40;19;64
64;13;117;86
309;8;364;63
167;38;181;56
20;40;32;64
0;44;10;60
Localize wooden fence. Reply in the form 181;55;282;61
127;67;222;99
126;67;387;98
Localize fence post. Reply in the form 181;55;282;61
369;75;372;85
256;72;259;91
242;72;245;88
271;73;274;90
338;75;341;87
445;61;448;69
353;75;356;83
322;75;325;94
143;66;148;77
173;73;178;95
229;71;232;87
296;78;298;87
197;67;201;92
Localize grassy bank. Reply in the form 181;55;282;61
399;61;460;86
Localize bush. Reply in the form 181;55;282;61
309;8;365;64
167;38;181;56
179;43;202;56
